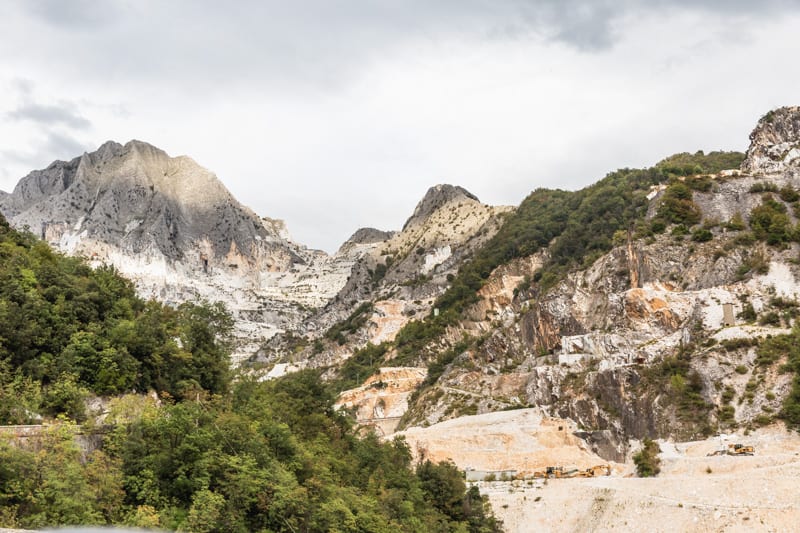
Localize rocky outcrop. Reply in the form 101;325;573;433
402;184;479;230
741;106;800;175
335;367;427;435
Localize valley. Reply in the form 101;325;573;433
2;106;800;531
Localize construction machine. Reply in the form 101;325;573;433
574;465;611;477
727;443;754;456
532;466;583;479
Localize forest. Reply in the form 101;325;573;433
0;214;501;532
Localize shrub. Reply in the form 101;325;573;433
691;228;713;242
725;212;746;231
779;185;799;203
758;311;781;326
749;195;791;245
657;182;702;226
633;438;662;477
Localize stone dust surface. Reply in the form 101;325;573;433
397;411;800;532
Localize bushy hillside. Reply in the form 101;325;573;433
1;370;501;531
0;216;501;532
0;214;232;422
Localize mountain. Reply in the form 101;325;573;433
254;108;800;465
256;183;512;368
0;141;514;363
0;140;378;360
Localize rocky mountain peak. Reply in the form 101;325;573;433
741;106;800;175
0;139;301;272
402;184;480;230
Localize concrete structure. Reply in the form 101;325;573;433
722;303;736;327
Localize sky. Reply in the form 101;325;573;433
1;1;800;252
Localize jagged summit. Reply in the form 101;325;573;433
402;184;480;230
741;106;800;175
0;139;295;270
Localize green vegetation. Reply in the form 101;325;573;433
325;302;374;345
0;215;231;422
336;342;390;391
749;194;794;246
633;438;662;477
1;371;501;531
369;256;392;288
655;150;744;177
341;152;741;395
749;182;778;193
641;345;713;437
653;182;702;227
754;326;800;430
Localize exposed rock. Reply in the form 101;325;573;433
396;408;614;475
402;184;479;231
741;106;800;175
336;367;427;435
260;183;512;370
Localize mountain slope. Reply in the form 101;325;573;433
0;140;376;360
302;109;800;459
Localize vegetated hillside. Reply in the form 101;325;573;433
328;108;800;462
320;151;745;389
0;371;501;532
305;108;800;457
0;212;231;423
0;217;501;532
256;184;512;373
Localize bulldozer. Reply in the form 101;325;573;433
727;443;755;456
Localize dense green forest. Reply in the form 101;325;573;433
1;371;500;531
0;215;501;532
0;214;231;423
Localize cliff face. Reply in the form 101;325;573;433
741;106;800;175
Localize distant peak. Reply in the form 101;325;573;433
403;184;479;230
741;106;800;174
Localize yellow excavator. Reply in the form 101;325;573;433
727;443;755;456
576;464;612;477
707;443;755;456
533;465;610;478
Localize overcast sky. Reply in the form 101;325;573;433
1;1;799;252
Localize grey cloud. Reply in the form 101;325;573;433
22;0;122;29
8;102;91;129
2;131;89;171
8;0;800;92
